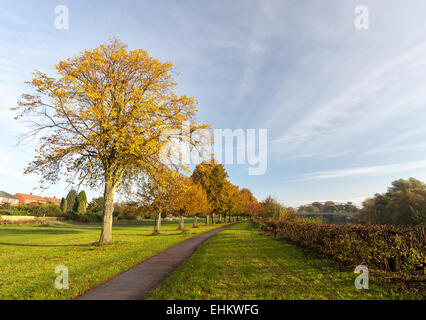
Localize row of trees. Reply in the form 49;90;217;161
136;160;254;233
63;176;426;227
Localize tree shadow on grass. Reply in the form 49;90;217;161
0;242;91;248
0;228;83;236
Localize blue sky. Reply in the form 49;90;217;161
1;0;426;207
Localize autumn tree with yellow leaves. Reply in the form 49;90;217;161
169;176;211;230
240;188;263;218
13;39;209;245
191;160;229;224
222;182;245;222
135;165;178;234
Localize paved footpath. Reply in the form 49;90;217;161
76;223;235;300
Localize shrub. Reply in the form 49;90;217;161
254;218;425;274
30;203;63;217
0;209;30;216
0;203;65;218
66;211;103;223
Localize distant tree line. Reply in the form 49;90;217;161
358;178;426;226
84;177;426;226
298;202;359;214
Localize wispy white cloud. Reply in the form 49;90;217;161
365;128;426;155
320;149;355;159
291;160;426;181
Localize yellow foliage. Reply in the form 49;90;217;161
14;38;209;191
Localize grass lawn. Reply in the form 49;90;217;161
148;223;423;300
0;219;228;300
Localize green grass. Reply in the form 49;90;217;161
0;219;228;300
148;223;423;300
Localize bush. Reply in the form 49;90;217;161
115;201;148;220
254;218;425;274
66;211;103;223
5;210;31;216
0;203;66;218
0;209;31;216
30;203;63;217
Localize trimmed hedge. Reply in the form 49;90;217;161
253;218;425;274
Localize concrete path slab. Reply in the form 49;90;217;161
76;224;235;300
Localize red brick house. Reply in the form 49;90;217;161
14;193;61;206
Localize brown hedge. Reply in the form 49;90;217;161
253;218;426;274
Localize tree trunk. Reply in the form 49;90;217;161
206;215;209;224
154;210;162;234
99;179;114;245
193;216;198;228
228;215;231;223
178;215;185;231
212;213;216;224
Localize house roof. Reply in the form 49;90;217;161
0;191;18;199
44;197;62;204
14;193;61;204
15;193;47;202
